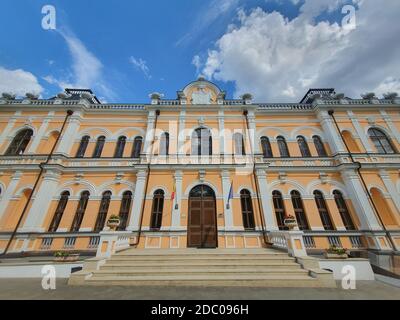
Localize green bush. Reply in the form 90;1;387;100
327;245;347;255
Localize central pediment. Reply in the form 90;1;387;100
180;77;225;105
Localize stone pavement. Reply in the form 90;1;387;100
0;279;399;300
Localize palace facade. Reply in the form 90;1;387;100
0;78;400;256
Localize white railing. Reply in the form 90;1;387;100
269;231;287;250
96;231;133;258
268;230;308;257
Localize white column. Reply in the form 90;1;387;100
340;169;382;230
381;110;400;145
56;112;81;156
0;112;18;152
247;110;259;154
126;170;148;231
26;112;54;154
221;170;234;230
347;111;373;153
0;171;23;222
177;110;186;155
143;111;155;156
171;170;183;228
19;170;61;232
379;170;400;214
317;110;346;154
256;169;278;231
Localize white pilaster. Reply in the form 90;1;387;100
381;110;400;145
171;170;183;228
0;171;23;222
0;112;18;152
340;169;382;230
19;170;61;232
347;111;374;153
143;111;156;157
26;112;54;154
379;170;400;215
218;110;225;155
55;111;81;156
256;169;278;231
177;111;186;155
317;110;346;154
126;170;148;231
247;110;259;154
221;170;234;229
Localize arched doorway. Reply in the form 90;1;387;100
188;185;217;248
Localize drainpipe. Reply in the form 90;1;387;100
1;110;74;257
328;110;396;251
243;110;271;246
131;109;160;247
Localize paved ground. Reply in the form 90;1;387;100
0;279;399;300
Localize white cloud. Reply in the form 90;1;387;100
129;56;151;79
200;0;400;101
176;0;240;46
44;30;116;102
192;55;202;74
0;67;43;97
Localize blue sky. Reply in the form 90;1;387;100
0;0;399;103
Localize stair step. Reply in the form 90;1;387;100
93;268;309;276
85;274;322;287
109;256;295;262
102;262;300;269
117;249;279;254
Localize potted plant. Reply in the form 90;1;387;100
324;245;349;259
54;251;69;262
107;215;121;231
284;215;298;230
65;253;80;262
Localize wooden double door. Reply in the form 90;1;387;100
187;185;218;248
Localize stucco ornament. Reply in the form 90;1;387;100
192;86;212;105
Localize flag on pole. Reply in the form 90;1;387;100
227;181;233;209
171;182;176;201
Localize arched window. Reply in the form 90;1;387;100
132;136;143;158
368;128;397;154
297;136;311;157
150;189;165;230
313;191;335;230
5;129;33;155
94;191;112;232
160;132;170;156
290;191;310;230
192;128;212;156
117;191;132;231
48;191;70;232
313;135;328;157
240;189;255;230
92;136;106;158
333;190;355;230
76;136;90;158
114;136;127;158
233;133;246;155
272;191;286;230
261;136;273;158
70;191;90;232
277;136;290;157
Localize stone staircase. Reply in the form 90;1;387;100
69;248;335;287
